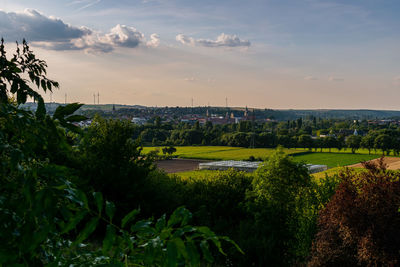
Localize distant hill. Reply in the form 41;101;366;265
263;109;400;120
21;102;146;114
20;102;400;120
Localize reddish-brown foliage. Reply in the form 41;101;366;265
309;157;400;266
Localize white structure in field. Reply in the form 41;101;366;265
198;160;327;174
199;161;262;172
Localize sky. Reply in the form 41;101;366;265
0;0;399;109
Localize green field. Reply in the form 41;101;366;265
293;147;386;156
292;152;379;168
144;146;383;167
143;146;303;161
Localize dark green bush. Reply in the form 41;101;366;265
78;115;154;215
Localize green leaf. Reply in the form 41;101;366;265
173;238;188;260
77;190;89;210
221;236;244;255
167;240;178;267
35;76;40;88
102;225;116;254
61;103;84;116
186;240;200;266
61;210;87;234
28;72;35;82
28;225;50;252
40;79;47;91
167;206;192;227
130;220;154;234
121;209;140;228
172;225;196;238
197;226;214;237
46;80;52;91
92;192;103;214
53;105;65;120
72;217;99;246
197;227;226;256
155;214;166;232
200;240;214;263
105;201;116;222
53;103;83;120
52;81;59;88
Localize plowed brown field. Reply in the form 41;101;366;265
155;159;210;173
348;157;400;170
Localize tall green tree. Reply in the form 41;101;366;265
374;134;392;155
361;133;376;155
346;135;362;154
246;149;312;265
298;134;313;150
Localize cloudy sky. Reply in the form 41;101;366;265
1;0;399;109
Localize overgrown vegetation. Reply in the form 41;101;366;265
0;40;239;266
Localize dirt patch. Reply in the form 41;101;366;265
155;158;211;173
348;157;400;170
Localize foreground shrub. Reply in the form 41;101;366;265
78;115;154;216
245;149;313;266
309;158;400;266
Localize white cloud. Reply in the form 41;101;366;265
0;9;90;42
176;34;195;46
304;76;318;80
176;33;250;48
146;33;160;48
328;76;344;82
105;24;144;48
0;9;159;53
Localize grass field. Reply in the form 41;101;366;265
293;147;387;156
144;146;382;167
143;146;304;161
292;152;380;168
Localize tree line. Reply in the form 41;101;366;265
132;118;400;155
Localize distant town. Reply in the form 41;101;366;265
22;102;400;128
